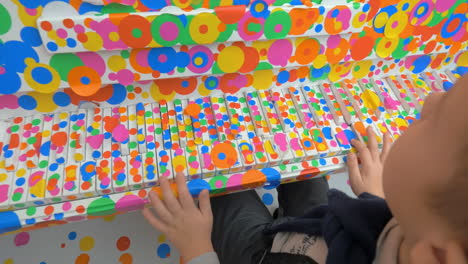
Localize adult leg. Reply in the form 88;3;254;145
211;190;274;264
277;176;329;218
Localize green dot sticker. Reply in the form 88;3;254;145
39;160;49;169
27;137;37;145
264;10;292;39
129;142;137;149
12;193;22;202
32;119;41;126
121;50;130;59
26;206;36;216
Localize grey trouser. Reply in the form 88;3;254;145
211;177;329;264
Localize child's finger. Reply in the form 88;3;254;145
148;191;173;224
351;139;372;164
175;172;196;210
160;177;182;214
198;189;212;219
142;208;168;233
366;126;379;160
347;153;363;195
380;132;392;162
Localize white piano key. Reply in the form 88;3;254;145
210;96;231;141
79;160;98;197
143;149;159;187
44;163;65;203
180;99;197;146
158;102;173;151
37;114;54;172
128;153;144;190
150;103;174;180
0;120;8;159
9;168;30;207
21;114;44;169
135;102;148;153
127;105;140;155
0;167;12;209
244;91;271;137
95;158;113;194
112;156;129;192
49;112;71;168
236;139;257;170
101;108;114;160
84;107;104;160
14;116;32;169
197;143;216;178
258;91;284;133
114;106;130;157
62;163;82;200
167;102;190;178
4;117;26;171
26;167;48;206
236;95;272;167
68;109;87;163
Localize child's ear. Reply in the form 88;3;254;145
410;240;467;264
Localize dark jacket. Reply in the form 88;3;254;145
261;189;393;264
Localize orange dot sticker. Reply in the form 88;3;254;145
241;169;266;189
211;142;237;169
68;66;102;97
184;103;202;119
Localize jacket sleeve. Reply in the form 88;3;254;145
187;252;220;264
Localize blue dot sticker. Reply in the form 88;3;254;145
157;243;171;259
68;231;77;240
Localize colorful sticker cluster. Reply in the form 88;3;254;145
0;0;467;114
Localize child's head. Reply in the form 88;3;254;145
382;74;468;259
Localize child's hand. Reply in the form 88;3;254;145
142;173;214;262
347;126;392;198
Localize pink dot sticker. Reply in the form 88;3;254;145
14;232;30;247
62;202;72;211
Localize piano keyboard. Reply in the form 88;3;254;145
0;71;457;214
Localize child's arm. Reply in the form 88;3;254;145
347;126;392;198
142;173;217;263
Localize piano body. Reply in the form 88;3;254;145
0;0;466;235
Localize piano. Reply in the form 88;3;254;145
0;0;466;235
